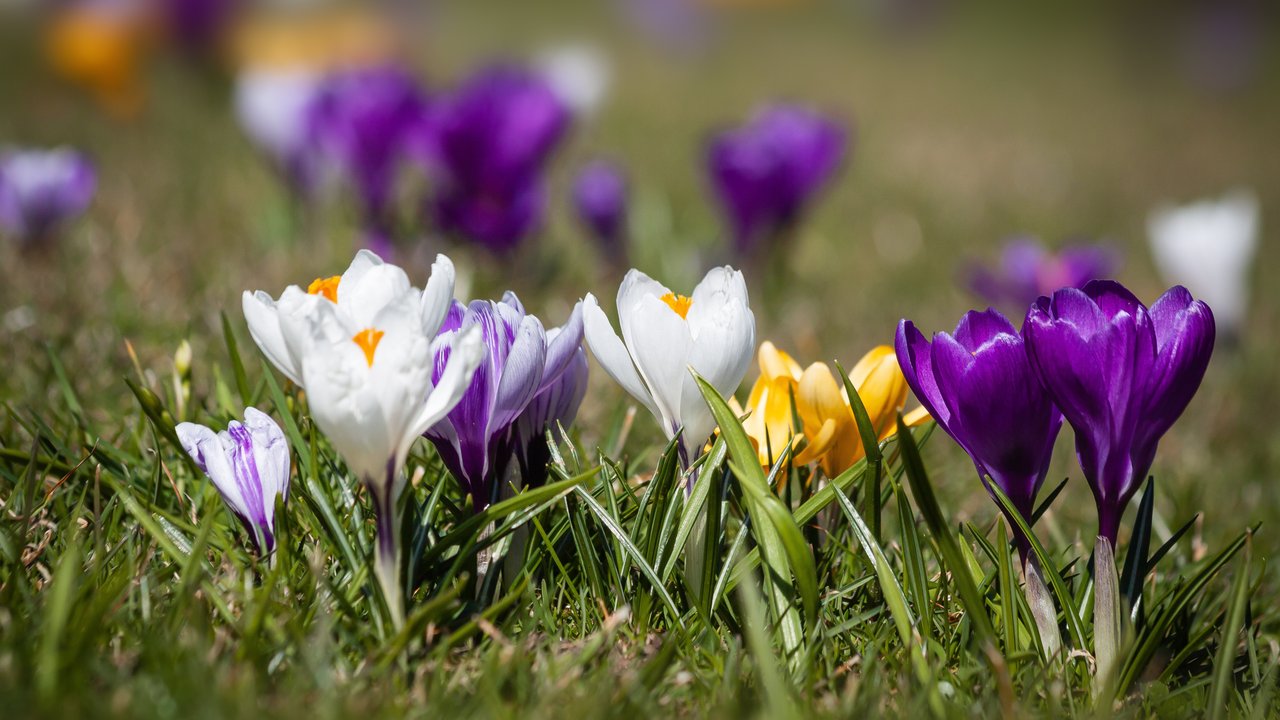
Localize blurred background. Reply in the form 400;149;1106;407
0;0;1276;549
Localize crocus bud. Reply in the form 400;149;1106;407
572;160;628;266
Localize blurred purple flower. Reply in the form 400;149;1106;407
234;68;324;193
426;295;584;511
1023;281;1215;543
896;309;1062;559
176;408;291;554
308;66;430;235
708;104;846;257
572;160;628;265
0;148;96;248
968;238;1118;310
162;0;238;52
420;65;570;253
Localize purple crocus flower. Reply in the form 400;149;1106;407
707;105;846;257
176;408;291;553
162;0;238;52
1023;281;1215;544
308;66;430;239
419;65;570;253
512;344;589;488
0;148;96;249
572;160;628;266
968;238;1118;310
426;295;584;511
896;309;1062;559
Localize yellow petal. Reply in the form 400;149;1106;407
796;362;863;476
903;405;933;427
758;341;803;382
849;346;909;440
794;418;837;466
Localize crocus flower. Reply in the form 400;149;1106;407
584;266;755;466
243;250;483;624
44;0;147;117
572;160;628;266
968;237;1118;310
535;43;610;117
420;65;570;253
161;0;238;53
0;148;96;249
1147;190;1258;337
308;66;430;241
176;408;289;554
707;105;846;258
234;67;324;193
1023;281;1215;544
738;342;929;477
896;309;1062;557
425;296;585;511
512;345;589;488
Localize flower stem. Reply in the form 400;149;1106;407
370;473;404;630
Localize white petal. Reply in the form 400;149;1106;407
582;293;657;419
420;253;456;337
408;324;484;442
340;263;413;329
243;407;291;504
242;291;301;384
176;421;251;519
626;293;693;439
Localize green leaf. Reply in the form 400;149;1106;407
1208;542;1252;720
1120;478;1156;618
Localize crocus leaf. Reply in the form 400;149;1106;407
1120;477;1156;618
835;361;884;540
221;310;254;406
1208;542;1252;720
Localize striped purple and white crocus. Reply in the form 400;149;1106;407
426;295;584;511
177;408;291;554
0;148;96;249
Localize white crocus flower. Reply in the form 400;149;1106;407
535;43;610;117
1147;189;1260;335
584;266;755;465
242;250;482;626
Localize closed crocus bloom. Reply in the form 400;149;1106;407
425;296;584;511
420;65;570;252
896;310;1062;557
176;408;290;554
243;251;482;624
1147;190;1258;336
1023;281;1215;544
511;342;589;489
308;66;430;237
584;266;755;466
968;237;1118;310
572;160;628;265
737;341;804;466
708;104;846;257
234;67;324;192
0;148;96;249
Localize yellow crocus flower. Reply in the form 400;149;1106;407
45;5;149;118
738;341;931;479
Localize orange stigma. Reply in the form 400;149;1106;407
660;292;693;319
352;328;384;367
307;275;341;302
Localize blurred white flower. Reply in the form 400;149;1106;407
1147;189;1259;333
584;266;755;464
234;67;323;187
535;43;610;116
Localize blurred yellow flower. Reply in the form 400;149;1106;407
736;341;930;479
45;5;149;117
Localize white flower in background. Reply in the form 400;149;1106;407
584;266;755;464
535;43;610;116
234;67;323;183
242;250;482;626
1147;189;1260;334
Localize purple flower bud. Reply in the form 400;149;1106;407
308;66;430;229
572;160;628;264
427;297;584;511
708;104;846;257
968;237;1118;310
0;148;96;249
176;408;291;553
1023;281;1215;544
896;309;1062;559
513;342;589;488
420;65;570;253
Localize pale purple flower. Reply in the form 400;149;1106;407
708;104;846;257
426;295;584;510
512;342;588;488
0;148;96;248
968;238;1118;310
572;160;628;265
176;408;290;553
1023;281;1215;543
234;67;324;193
419;65;570;252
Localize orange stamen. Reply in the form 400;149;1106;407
307;275;341;302
660;292;693;319
352;328;384;367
